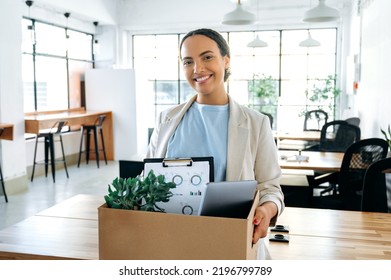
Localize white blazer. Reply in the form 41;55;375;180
146;95;284;221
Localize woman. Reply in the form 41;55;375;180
146;28;284;244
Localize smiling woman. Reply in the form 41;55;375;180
146;28;285;246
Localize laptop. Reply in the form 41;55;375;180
198;180;257;219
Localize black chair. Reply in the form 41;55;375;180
77;115;107;168
260;112;273;128
304;109;328;131
0;128;7;202
308;138;389;211
319;120;361;152
345;117;360;127
31;120;69;182
361;157;391;213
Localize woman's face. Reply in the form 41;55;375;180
180;35;229;98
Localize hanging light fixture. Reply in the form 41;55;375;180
247;35;268;47
93;21;100;55
222;0;256;25
247;0;268;48
25;1;35;44
302;0;340;22
299;30;321;47
64;12;71;52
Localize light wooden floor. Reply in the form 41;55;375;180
0;161;119;230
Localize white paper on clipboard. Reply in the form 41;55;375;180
143;157;214;216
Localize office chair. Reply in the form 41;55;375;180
361;157;391;213
308;138;389;211
31;120;69;182
319;120;361;152
303;109;328;131
345;117;360;127
77;114;108;168
260;112;273;128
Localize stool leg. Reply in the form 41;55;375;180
59;134;69;178
77;127;84;168
0;163;7;203
86;128;91;165
48;134;55;183
44;136;50;178
99;127;108;165
93;127;100;168
31;135;39;182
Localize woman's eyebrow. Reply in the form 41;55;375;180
182;50;214;60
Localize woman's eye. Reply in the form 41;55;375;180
183;60;192;66
204;55;213;61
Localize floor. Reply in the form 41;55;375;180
0;160;119;230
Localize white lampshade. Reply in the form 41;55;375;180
222;1;256;25
303;0;340;23
247;35;268;48
299;32;321;47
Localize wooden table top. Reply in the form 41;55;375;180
0;123;14;141
274;130;321;141
278;150;344;172
1;194;390;260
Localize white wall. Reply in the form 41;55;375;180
351;0;391;139
0;0;28;193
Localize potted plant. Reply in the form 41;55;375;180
381;124;391;153
302;74;341;117
104;169;176;212
248;74;278;127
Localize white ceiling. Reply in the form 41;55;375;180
28;0;355;32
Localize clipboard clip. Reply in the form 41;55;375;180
163;158;193;167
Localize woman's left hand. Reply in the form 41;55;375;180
252;202;278;244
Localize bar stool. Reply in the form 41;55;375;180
0;128;7;202
31;121;69;182
77;115;107;168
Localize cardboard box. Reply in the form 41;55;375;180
98;191;259;260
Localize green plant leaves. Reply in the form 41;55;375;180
104;170;176;212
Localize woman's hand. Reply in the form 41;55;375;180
252;202;278;244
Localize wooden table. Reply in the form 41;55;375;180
0;123;14;141
25;109;114;160
278;150;344;172
274;130;321;141
0;194;390;260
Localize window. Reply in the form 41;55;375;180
132;28;338;131
22;18;93;112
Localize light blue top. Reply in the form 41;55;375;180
166;102;229;182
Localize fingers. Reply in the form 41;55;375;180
252;207;269;244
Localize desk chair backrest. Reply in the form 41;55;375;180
345;117;360;127
319;120;361;152
361;157;391;213
260;112;273;128
304;110;328;131
338;138;389;210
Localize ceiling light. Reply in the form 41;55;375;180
222;0;256;25
299;31;321;47
303;0;340;22
247;35;268;48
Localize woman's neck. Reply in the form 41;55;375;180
196;90;229;105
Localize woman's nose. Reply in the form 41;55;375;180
193;61;205;73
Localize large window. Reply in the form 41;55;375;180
22;18;94;112
132;28;338;131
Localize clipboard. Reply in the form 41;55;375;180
143;157;214;215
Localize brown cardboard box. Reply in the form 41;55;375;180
98;191;259;260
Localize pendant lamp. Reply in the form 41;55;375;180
247;35;268;48
303;0;340;22
222;0;256;25
299;31;321;47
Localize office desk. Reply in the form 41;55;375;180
25;110;113;160
0;194;391;260
0;123;14;141
278;150;343;172
274;130;321;141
